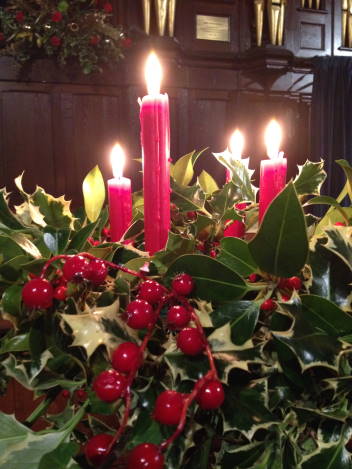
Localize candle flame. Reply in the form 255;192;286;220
229;129;244;160
111;143;125;179
145;52;162;95
265;119;282;159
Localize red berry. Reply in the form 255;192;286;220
50;35;61;47
53;285;67;301
334;222;346;226
112;342;140;373
210;249;217;258
248;273;258;283
51;11;62;22
121;37;132;48
61;389;70;399
85;434;113;466
167;305;191;329
15;11;24;22
153;390;184;425
278;278;289;290
93;370;126;402
75;389;88;401
89;34;101;46
260;299;277;311
235;202;248;210
281;294;291;302
125;299;155;329
0;33;5;41
287;276;302;291
172;273;194;296
22;278;54;309
197;380;224;410
128;443;164;469
63;255;90;282
177;328;205;356
103;2;113;13
86;259;108;285
138;280;165;304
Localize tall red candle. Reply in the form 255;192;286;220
259;120;287;222
108;143;133;242
140;52;170;254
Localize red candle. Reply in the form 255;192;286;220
140;52;170;254
108;143;132;242
259;120;287;222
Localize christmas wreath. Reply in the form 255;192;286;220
0;154;351;468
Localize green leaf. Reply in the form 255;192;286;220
32;188;75;230
324;227;352;272
301;431;352;469
152;232;196;274
305;196;349;223
209;182;241;220
249;182;308;277
82;165;106;223
301;295;352;336
1;285;22;316
172;151;195;186
0;333;29;354
217;238;258;277
211;300;260;346
198;170;219;194
221;442;267;469
39;442;79;469
0;406;86;469
171;180;206;213
0;189;24;229
336;159;352;200
222;380;277;438
43;227;71;255
294;160;327;196
67;222;97;252
166;254;247;302
0;234;26;261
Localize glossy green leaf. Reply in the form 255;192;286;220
305;196;349;223
198;170;219;194
172;151;195;186
67;221;97;252
249;182;308;277
301;295;352;336
43;227;71;255
39;442;79;469
301;436;352;469
0;189;24;229
171;180;206;212
209;182;241;220
32;188;75;229
217;238;257;277
211;300;260;346
0;333;29;354
294;160;326;196
166;254;247;301
324;227;352;271
1;285;22;316
0;234;26;261
153;232;196;274
82;165;106;222
336;159;352;200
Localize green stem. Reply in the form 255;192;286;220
25;396;53;425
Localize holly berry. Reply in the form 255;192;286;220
75;389;88;401
125;299;155;329
50;35;61;47
85;433;113;466
248;273;258;283
61;389;70;399
89;35;101;46
53;285;67;301
287;276;302;291
51;11;63;22
63;255;90;282
138;280;165;304
197;380;225;410
93;370;126;402
210;249;217;258
172;273;194;296
278;278;289;290
260;299;277;312
103;2;113;13
86;259;108;286
167;305;191;329
112;342;140;373
15;11;24;22
153;390;184;425
177;328;205;356
334;222;346;227
128;443;164;469
22;278;54;309
281;294;291;302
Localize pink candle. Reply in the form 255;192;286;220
108;143;132;242
259;120;287;222
140;52;170;254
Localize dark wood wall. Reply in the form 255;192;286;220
0;0;350;205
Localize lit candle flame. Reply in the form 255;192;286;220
111;143;125;179
229;129;244;160
145;52;162;96
265;119;282;159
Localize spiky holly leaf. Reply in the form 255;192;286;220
336;159;352;199
208;182;241;221
32;187;76;230
38;442;79;469
171;180;206;213
0;189;24;230
153;232;196;274
61;299;138;357
217;238;258;277
294;160;326;196
324;226;352;272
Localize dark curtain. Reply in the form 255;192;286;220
311;56;352;200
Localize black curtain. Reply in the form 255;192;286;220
311;56;352;200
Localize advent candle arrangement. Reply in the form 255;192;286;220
108;143;132;242
140;52;171;254
259;120;287;222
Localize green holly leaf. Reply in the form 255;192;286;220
172;151;195;186
208;182;241;220
67;222;97;252
32;188;75;230
324;227;352;272
0;333;29;355
166;254;247;302
39;442;79;469
336;159;352;200
301;430;352;469
294;160;326;196
217;238;258;277
43;227;71;255
171;180;206;213
152;232;196;274
82;165;106;223
0;189;24;230
249;182;308;277
198;170;219;194
221;442;267;469
1;285;22;317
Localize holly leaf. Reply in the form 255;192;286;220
294;160;326;196
208;182;241;220
172;151;195;186
152;232;196;274
198;170;219;195
32;187;76;230
171;180;206;212
39;442;79;469
0;189;24;230
82;165;106;223
324;226;352;272
336;159;352;200
217;238;258;277
1;285;23;316
166;254;247;302
43;227;71;255
249;182;308;277
61;300;138;357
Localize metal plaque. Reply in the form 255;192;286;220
196;15;230;42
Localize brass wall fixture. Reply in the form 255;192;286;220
300;0;322;9
254;0;265;46
141;0;177;37
342;0;352;48
267;0;286;46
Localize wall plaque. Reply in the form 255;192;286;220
196;15;230;42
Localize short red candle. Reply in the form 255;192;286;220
140;52;170;254
108;143;132;242
259;120;287;222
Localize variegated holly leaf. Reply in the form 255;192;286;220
0;189;24;230
61;299;138;358
32;187;76;229
294;160;326;196
324;226;352;272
